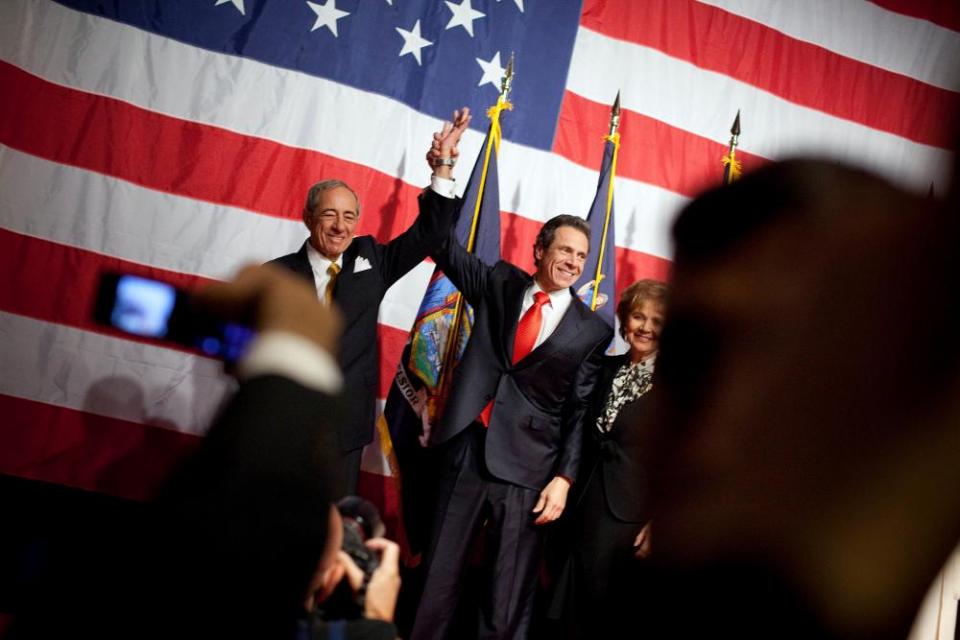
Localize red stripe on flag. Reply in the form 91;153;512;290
1;61;676;276
868;0;960;32
0;393;201;501
615;246;672;286
0;60;423;242
1;213;671;354
3;225;671;407
579;0;958;148
2;60;686;256
554;91;766;197
378;323;411;399
0;228;210;338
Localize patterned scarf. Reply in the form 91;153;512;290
596;356;655;433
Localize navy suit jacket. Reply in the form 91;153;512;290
270;189;458;452
430;232;613;491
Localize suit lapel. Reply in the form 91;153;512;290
595;353;629;413
331;243;359;302
292;242;317;288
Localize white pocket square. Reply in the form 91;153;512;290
354;256;372;273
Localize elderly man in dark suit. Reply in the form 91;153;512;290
411;210;613;639
269;110;471;496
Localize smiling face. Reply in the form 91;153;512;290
534;225;589;292
624;298;665;362
306;186;359;261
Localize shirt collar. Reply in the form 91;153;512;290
305;241;342;274
529;279;571;307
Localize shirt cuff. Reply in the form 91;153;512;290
237;331;343;395
430;175;456;198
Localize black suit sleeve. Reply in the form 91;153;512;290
429;212;492;307
373;188;460;289
13;375;347;640
556;332;610;482
148;375;345;636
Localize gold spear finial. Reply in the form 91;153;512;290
721;109;743;184
729;109;741;150
608;91;621;137
500;53;515;102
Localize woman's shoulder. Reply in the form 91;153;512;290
602;352;631;368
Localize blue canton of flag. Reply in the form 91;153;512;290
56;0;582;150
575;135;618;328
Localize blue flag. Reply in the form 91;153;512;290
575;136;618;328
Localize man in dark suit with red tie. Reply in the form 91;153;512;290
411;211;613;639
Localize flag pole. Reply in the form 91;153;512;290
590;91;621;311
721;109;741;184
465;53;513;252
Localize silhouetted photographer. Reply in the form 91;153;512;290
11;265;401;640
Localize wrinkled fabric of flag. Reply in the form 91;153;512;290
1;0;956;549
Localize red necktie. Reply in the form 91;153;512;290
479;291;551;426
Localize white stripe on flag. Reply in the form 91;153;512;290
567;27;953;191
697;0;960;91
0;146;445;334
0;311;232;436
0;146;305;280
0;0;685;258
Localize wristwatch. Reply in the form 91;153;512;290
431;156;456;167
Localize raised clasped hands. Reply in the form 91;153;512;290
426;107;472;179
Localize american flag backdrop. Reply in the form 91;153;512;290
1;0;957;524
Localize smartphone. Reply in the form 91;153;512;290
93;272;255;362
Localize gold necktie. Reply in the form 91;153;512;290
324;262;340;306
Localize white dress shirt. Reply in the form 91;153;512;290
238;331;343;394
305;244;342;304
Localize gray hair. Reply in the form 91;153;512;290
302;180;360;225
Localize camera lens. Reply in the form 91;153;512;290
336;495;385;540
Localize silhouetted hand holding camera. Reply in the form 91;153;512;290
306;498;402;625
